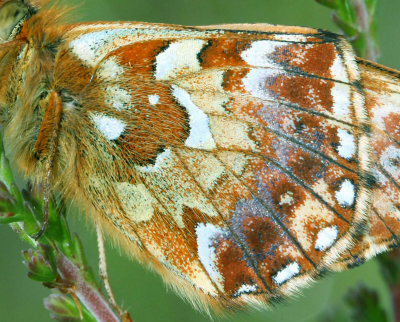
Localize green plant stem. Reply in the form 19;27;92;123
57;253;121;322
317;0;379;60
350;0;379;61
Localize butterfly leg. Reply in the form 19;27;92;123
32;91;63;240
96;224;118;309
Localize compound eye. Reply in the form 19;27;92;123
0;1;31;42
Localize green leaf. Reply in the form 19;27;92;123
0;211;22;224
332;12;358;36
22;246;57;283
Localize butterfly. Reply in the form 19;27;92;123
0;0;398;314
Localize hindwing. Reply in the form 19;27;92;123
55;23;381;308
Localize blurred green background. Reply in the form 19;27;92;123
0;0;399;321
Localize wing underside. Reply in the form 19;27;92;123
57;22;399;310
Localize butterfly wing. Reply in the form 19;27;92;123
332;59;400;270
54;23;381;309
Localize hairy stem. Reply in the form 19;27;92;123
351;0;379;61
57;254;121;322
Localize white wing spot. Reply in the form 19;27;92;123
172;85;216;150
234;284;258;297
155;39;206;80
242;68;280;101
196;223;225;286
138;149;171;173
148;94;160;105
272;262;301;285
337;129;356;160
279;191;295;206
331;82;351;117
70;29;134;66
315;226;339;251
98;57;125;80
240;40;285;68
380;146;400;179
330;55;349;83
91;113;126;141
335;179;355;207
105;86;132;111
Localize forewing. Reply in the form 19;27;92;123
62;23;373;307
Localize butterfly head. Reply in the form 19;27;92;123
0;0;37;42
